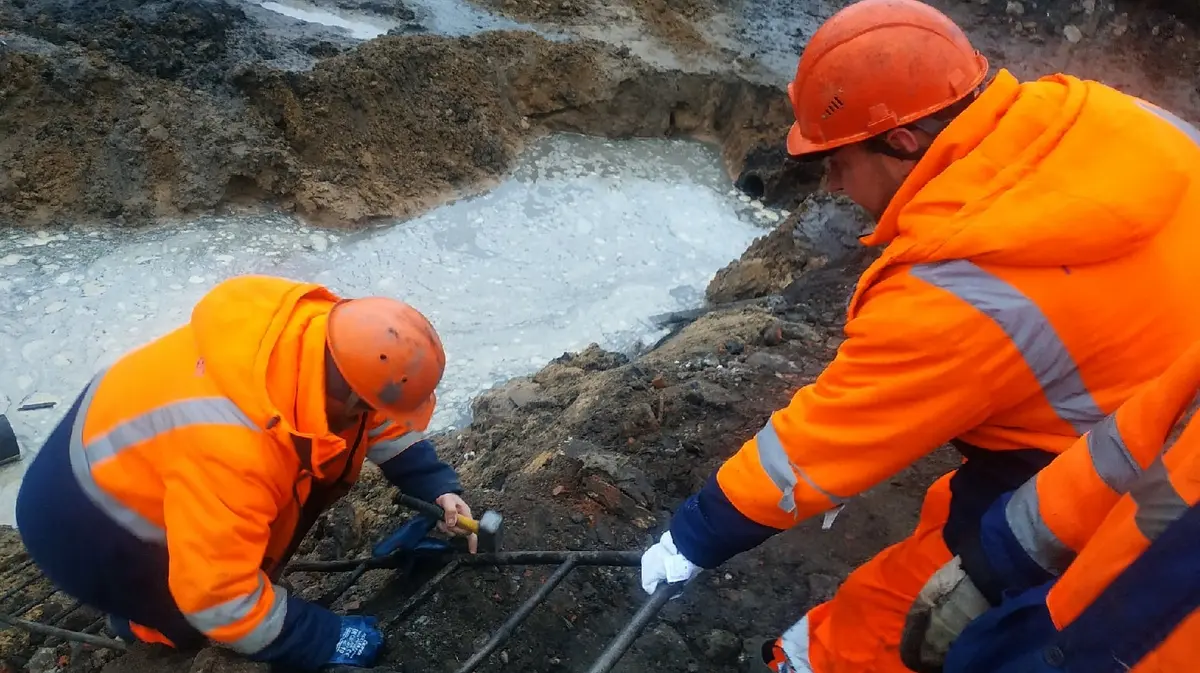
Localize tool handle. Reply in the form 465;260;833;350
395;493;479;533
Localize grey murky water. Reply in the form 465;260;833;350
256;0;561;39
0;133;781;525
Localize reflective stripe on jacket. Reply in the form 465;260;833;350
68;275;443;654
671;69;1200;568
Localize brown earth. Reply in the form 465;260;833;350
2;0;1200;673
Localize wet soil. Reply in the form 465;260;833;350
2;0;1200;672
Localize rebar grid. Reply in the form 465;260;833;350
0;547;684;673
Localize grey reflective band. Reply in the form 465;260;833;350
910;260;1105;433
1131;457;1190;541
68;370;261;543
1136;99;1200;146
186;573;289;653
755;420;846;516
368;430;425;465
1087;414;1142;494
369;420;394;439
1004;479;1074;574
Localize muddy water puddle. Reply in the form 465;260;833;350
0;133;783;526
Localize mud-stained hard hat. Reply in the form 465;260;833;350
326;296;446;430
786;0;990;156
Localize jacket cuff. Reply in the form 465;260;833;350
377;439;463;503
244;593;342;671
960;491;1055;605
669;474;782;569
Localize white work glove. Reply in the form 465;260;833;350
640;531;701;595
899;556;992;673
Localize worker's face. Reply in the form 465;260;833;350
821;130;920;221
324;349;374;427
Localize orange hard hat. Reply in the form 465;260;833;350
786;0;989;156
326;296;446;429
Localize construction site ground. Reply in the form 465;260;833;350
2;0;1200;672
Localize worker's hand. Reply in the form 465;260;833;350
899;556;991;673
640;531;700;595
326;615;384;668
435;492;478;554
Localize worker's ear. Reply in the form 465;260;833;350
882;127;922;156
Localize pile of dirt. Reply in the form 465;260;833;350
0;5;797;227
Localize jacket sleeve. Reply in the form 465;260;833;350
365;417;462;502
964;341;1200;602
160;426;342;671
670;279;1003;569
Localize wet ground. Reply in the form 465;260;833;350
0;132;781;527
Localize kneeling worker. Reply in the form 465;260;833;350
15;275;476;671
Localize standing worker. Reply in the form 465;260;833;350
638;1;1200;672
16;275;477;671
903;338;1200;673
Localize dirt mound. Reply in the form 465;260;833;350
0;27;796;227
0;0;354;92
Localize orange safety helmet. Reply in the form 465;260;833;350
786;0;990;156
325;296;446;428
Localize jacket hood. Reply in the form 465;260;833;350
861;68;1191;269
189;275;349;477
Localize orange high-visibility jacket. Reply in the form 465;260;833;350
670;68;1200;568
947;340;1200;672
69;276;439;653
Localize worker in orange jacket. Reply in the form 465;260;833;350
637;1;1200;672
15;275;477;671
901;338;1200;673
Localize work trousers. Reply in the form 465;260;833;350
15;389;208;650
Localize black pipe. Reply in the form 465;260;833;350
289;550;641;574
455;558;579;673
584;582;684;673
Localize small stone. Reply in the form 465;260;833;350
1063;25;1083;43
1005;0;1023;15
1081;0;1095;12
26;647;58;673
651;373;667;389
761;320;785;346
552;485;565;496
746;352;798;373
500;651;509;664
701;629;743;663
724;340;744;355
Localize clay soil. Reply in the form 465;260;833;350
2;0;1200;672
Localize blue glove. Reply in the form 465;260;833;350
371;515;453;557
326;616;384;667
